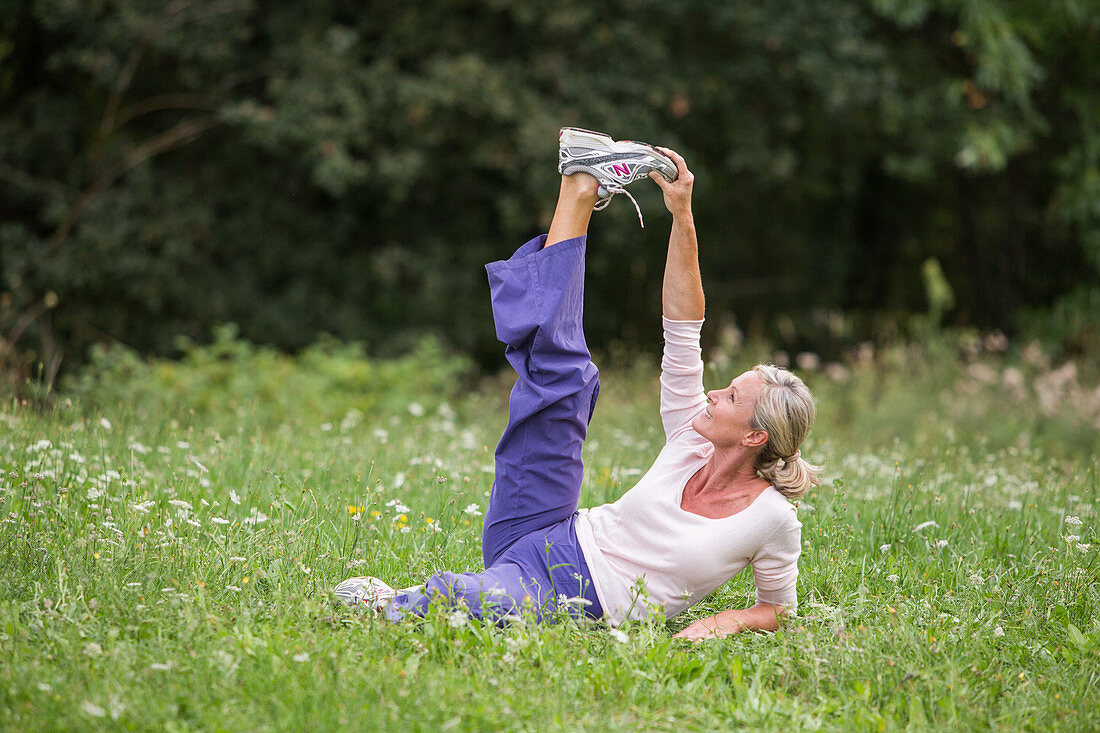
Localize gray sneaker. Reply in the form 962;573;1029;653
558;127;677;227
332;576;423;615
332;576;398;614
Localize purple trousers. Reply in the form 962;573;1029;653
386;234;604;622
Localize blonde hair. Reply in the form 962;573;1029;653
750;364;821;500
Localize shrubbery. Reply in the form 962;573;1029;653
63;324;473;425
1;0;1098;390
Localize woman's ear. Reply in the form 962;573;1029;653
742;429;768;448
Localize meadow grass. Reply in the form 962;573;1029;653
1;333;1098;731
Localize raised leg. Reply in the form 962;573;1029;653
480;174;603;567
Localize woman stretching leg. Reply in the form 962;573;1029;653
388;171;607;622
335;129;821;637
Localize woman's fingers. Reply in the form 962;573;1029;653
656;146;690;176
649;170;671;189
673;619;719;641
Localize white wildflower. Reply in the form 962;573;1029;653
168;499;192;510
149;662;173;671
242;508;267;525
227;585;242;592
1077;544;1092;553
935;539;949;548
211;517;230;525
176;441;190;449
212;650;237;672
408;402;425;417
373;428;390;443
128;442;151;454
879;544;891;553
886;574;900;582
81;701;106;718
609;628;629;644
87;487;105;500
912;520;938;533
1064;535;1081;544
190;457;208;473
1008;500;1023;509
463;503;483;516
320;423;333;432
229;556;246;562
1065;516;1083;527
400;526;410;534
292;652;310;662
28;440;52;452
37;683;52;692
132;500;155;514
394;472;406;489
969;573;985;586
993;625;1005;637
83;642;103;657
229;490;241;505
446;609;468;628
99;417;112;431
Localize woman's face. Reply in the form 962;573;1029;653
692;370;766;449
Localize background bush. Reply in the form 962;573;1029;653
1;0;1098;386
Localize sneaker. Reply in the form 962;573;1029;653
558;127;677;227
332;576;398;613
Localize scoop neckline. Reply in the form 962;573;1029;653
675;456;777;521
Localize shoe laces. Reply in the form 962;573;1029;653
595;184;646;227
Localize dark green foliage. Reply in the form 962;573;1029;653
1;0;1098;387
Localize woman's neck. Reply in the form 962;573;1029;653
696;446;769;497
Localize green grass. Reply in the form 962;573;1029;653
1;334;1098;730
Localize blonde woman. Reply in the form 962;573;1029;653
335;129;819;639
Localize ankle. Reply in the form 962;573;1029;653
560;172;601;205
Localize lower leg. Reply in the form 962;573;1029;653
545;173;601;248
385;565;545;623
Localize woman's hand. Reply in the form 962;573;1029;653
649;147;694;221
673;603;785;642
673;611;745;641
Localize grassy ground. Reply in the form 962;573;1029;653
1;332;1098;730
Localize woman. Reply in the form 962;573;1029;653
334;128;819;640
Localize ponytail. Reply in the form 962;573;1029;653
751;365;822;499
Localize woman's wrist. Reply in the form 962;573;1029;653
671;211;695;229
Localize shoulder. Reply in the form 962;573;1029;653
758;491;802;543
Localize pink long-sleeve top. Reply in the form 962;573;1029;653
575;318;802;624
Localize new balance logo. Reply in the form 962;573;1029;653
610;162;633;177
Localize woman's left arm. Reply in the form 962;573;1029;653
672;602;790;641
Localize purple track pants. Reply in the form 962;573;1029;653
386;234;604;622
